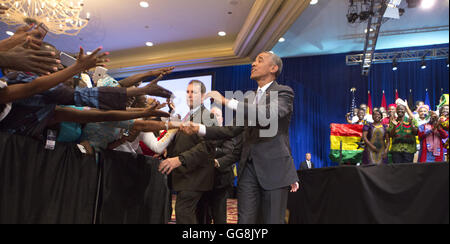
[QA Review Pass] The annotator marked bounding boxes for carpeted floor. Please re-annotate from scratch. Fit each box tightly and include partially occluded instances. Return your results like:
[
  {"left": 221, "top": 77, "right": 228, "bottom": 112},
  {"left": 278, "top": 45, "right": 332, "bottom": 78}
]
[{"left": 169, "top": 195, "right": 238, "bottom": 224}]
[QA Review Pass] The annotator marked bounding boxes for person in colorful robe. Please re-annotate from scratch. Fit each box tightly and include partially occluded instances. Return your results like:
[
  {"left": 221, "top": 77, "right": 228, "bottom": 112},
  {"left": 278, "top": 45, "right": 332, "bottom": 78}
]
[{"left": 362, "top": 109, "right": 390, "bottom": 165}]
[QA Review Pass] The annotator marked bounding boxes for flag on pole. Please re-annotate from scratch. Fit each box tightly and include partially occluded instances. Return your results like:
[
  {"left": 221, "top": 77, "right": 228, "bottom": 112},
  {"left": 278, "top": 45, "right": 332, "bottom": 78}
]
[
  {"left": 350, "top": 88, "right": 357, "bottom": 117},
  {"left": 367, "top": 91, "right": 373, "bottom": 114},
  {"left": 381, "top": 90, "right": 387, "bottom": 109},
  {"left": 329, "top": 124, "right": 364, "bottom": 164},
  {"left": 408, "top": 89, "right": 414, "bottom": 110},
  {"left": 425, "top": 88, "right": 431, "bottom": 110}
]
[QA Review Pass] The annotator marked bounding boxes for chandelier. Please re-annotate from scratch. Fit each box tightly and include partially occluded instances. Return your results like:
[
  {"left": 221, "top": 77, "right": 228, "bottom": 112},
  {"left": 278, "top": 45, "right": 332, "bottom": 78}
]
[{"left": 0, "top": 0, "right": 90, "bottom": 36}]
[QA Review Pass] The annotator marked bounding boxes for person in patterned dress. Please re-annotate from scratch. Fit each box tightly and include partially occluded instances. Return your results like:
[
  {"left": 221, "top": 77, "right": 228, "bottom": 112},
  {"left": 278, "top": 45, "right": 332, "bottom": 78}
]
[{"left": 362, "top": 109, "right": 390, "bottom": 165}]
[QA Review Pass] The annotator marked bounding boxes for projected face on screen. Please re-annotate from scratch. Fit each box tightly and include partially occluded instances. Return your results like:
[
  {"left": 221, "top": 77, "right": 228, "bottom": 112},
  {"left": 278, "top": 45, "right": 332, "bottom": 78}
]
[{"left": 140, "top": 74, "right": 213, "bottom": 118}]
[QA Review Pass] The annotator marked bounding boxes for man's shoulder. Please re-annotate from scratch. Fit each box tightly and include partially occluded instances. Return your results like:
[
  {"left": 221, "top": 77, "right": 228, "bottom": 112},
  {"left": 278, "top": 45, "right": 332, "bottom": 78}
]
[{"left": 273, "top": 82, "right": 294, "bottom": 93}]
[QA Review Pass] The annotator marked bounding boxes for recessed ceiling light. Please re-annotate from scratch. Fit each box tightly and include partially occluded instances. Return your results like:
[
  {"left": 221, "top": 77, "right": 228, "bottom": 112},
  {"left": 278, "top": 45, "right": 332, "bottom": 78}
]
[
  {"left": 6, "top": 31, "right": 14, "bottom": 36},
  {"left": 146, "top": 42, "right": 154, "bottom": 47},
  {"left": 140, "top": 1, "right": 149, "bottom": 8},
  {"left": 279, "top": 37, "right": 286, "bottom": 43},
  {"left": 218, "top": 31, "right": 227, "bottom": 37},
  {"left": 421, "top": 0, "right": 435, "bottom": 9},
  {"left": 86, "top": 51, "right": 93, "bottom": 55},
  {"left": 310, "top": 0, "right": 318, "bottom": 5}
]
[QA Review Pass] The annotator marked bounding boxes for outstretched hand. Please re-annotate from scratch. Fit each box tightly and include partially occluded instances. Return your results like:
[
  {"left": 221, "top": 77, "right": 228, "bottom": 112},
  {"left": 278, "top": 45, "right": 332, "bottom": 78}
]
[
  {"left": 142, "top": 98, "right": 171, "bottom": 118},
  {"left": 76, "top": 47, "right": 109, "bottom": 71},
  {"left": 0, "top": 24, "right": 44, "bottom": 51},
  {"left": 147, "top": 67, "right": 175, "bottom": 77},
  {"left": 206, "top": 91, "right": 227, "bottom": 105},
  {"left": 179, "top": 122, "right": 200, "bottom": 135},
  {"left": 144, "top": 74, "right": 173, "bottom": 99},
  {"left": 3, "top": 38, "right": 60, "bottom": 75}
]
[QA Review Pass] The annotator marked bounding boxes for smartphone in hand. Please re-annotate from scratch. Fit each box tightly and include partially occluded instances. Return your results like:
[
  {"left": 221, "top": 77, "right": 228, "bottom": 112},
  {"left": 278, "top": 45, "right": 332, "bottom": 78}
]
[
  {"left": 92, "top": 66, "right": 108, "bottom": 84},
  {"left": 35, "top": 23, "right": 48, "bottom": 40},
  {"left": 60, "top": 52, "right": 77, "bottom": 67}
]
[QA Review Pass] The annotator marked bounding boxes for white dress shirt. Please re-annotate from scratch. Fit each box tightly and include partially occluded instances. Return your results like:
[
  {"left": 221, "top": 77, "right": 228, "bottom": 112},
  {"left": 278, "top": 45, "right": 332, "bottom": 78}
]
[{"left": 227, "top": 81, "right": 274, "bottom": 110}]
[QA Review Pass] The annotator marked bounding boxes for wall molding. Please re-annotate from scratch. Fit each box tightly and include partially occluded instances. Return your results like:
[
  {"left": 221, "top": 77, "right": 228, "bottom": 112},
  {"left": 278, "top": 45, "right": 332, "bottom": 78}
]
[{"left": 108, "top": 0, "right": 309, "bottom": 78}]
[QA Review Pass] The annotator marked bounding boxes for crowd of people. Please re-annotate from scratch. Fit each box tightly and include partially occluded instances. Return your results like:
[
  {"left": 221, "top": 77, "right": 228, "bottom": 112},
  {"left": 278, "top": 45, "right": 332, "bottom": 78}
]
[
  {"left": 1, "top": 14, "right": 446, "bottom": 225},
  {"left": 346, "top": 98, "right": 449, "bottom": 165},
  {"left": 0, "top": 19, "right": 300, "bottom": 224}
]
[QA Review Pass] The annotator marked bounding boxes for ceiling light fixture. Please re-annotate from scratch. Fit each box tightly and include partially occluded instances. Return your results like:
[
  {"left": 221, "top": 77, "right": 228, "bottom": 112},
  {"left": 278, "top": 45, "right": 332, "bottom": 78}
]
[
  {"left": 218, "top": 31, "right": 226, "bottom": 37},
  {"left": 278, "top": 37, "right": 286, "bottom": 43},
  {"left": 140, "top": 1, "right": 150, "bottom": 8},
  {"left": 145, "top": 42, "right": 154, "bottom": 47},
  {"left": 421, "top": 0, "right": 436, "bottom": 9},
  {"left": 0, "top": 0, "right": 90, "bottom": 36},
  {"left": 392, "top": 59, "right": 398, "bottom": 71},
  {"left": 310, "top": 0, "right": 318, "bottom": 5},
  {"left": 421, "top": 58, "right": 427, "bottom": 70}
]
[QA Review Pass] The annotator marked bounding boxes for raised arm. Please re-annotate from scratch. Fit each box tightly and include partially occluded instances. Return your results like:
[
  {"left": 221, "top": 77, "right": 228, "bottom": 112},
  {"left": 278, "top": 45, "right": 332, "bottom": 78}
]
[
  {"left": 207, "top": 86, "right": 294, "bottom": 126},
  {"left": 0, "top": 47, "right": 108, "bottom": 104},
  {"left": 51, "top": 105, "right": 168, "bottom": 124},
  {"left": 118, "top": 67, "right": 175, "bottom": 88},
  {"left": 141, "top": 129, "right": 178, "bottom": 154}
]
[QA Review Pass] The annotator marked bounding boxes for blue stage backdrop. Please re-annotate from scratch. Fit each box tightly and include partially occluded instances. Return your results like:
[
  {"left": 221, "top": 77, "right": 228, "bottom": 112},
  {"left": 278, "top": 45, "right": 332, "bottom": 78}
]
[{"left": 136, "top": 44, "right": 448, "bottom": 169}]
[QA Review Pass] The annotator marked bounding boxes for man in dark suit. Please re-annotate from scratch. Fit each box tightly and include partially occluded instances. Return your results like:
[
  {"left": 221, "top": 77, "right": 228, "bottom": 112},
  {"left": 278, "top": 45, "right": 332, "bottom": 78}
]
[
  {"left": 300, "top": 153, "right": 315, "bottom": 170},
  {"left": 158, "top": 80, "right": 216, "bottom": 224},
  {"left": 180, "top": 52, "right": 299, "bottom": 224},
  {"left": 197, "top": 105, "right": 242, "bottom": 224}
]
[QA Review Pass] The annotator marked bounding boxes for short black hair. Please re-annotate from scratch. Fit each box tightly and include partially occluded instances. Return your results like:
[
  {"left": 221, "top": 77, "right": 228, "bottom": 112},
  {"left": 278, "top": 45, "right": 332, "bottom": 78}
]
[
  {"left": 372, "top": 109, "right": 382, "bottom": 117},
  {"left": 263, "top": 51, "right": 283, "bottom": 78},
  {"left": 415, "top": 101, "right": 424, "bottom": 107}
]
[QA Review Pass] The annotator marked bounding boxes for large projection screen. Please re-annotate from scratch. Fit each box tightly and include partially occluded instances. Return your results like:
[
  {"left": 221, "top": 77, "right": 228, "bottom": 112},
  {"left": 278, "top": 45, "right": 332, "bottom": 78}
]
[{"left": 140, "top": 73, "right": 214, "bottom": 118}]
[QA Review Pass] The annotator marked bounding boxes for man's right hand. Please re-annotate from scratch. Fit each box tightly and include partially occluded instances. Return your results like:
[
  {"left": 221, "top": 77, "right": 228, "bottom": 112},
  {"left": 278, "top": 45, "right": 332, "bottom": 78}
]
[{"left": 2, "top": 38, "right": 60, "bottom": 75}]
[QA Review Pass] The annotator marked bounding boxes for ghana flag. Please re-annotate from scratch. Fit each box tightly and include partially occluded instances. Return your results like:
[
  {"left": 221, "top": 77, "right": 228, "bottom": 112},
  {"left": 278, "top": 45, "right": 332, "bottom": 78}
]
[{"left": 329, "top": 124, "right": 364, "bottom": 164}]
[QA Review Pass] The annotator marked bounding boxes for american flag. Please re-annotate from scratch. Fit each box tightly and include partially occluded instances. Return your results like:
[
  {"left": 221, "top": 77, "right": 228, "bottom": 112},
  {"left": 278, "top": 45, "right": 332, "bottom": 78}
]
[{"left": 350, "top": 88, "right": 357, "bottom": 117}]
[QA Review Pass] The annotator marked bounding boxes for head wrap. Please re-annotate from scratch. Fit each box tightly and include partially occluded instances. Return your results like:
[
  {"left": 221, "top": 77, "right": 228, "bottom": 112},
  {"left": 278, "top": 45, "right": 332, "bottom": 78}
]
[{"left": 438, "top": 94, "right": 449, "bottom": 109}]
